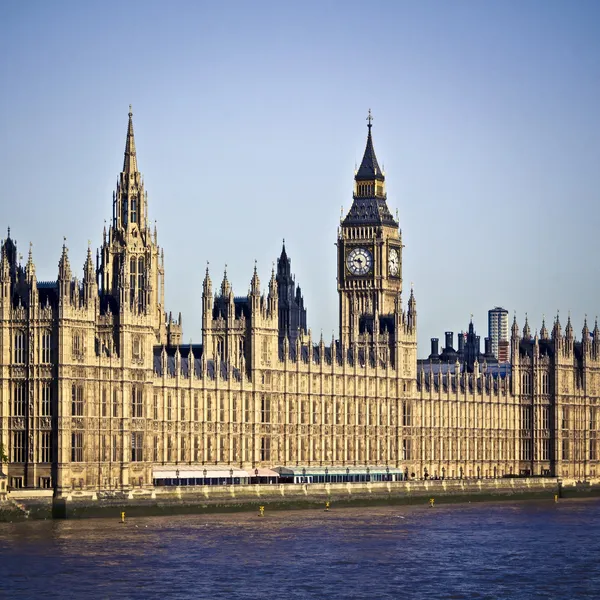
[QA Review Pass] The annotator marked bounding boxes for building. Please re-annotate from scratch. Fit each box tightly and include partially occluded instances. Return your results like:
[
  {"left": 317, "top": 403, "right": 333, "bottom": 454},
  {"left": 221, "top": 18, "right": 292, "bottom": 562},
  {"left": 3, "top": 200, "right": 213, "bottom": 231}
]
[
  {"left": 489, "top": 307, "right": 509, "bottom": 361},
  {"left": 1, "top": 109, "right": 599, "bottom": 495}
]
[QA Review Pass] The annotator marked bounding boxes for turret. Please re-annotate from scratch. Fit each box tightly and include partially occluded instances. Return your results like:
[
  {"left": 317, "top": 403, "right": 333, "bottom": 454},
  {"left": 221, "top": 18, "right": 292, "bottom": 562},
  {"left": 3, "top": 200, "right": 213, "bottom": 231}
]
[
  {"left": 407, "top": 286, "right": 416, "bottom": 331},
  {"left": 58, "top": 240, "right": 72, "bottom": 300},
  {"left": 522, "top": 314, "right": 531, "bottom": 340},
  {"left": 582, "top": 317, "right": 591, "bottom": 356},
  {"left": 540, "top": 317, "right": 549, "bottom": 341},
  {"left": 593, "top": 318, "right": 600, "bottom": 357},
  {"left": 268, "top": 265, "right": 277, "bottom": 316},
  {"left": 82, "top": 244, "right": 96, "bottom": 304}
]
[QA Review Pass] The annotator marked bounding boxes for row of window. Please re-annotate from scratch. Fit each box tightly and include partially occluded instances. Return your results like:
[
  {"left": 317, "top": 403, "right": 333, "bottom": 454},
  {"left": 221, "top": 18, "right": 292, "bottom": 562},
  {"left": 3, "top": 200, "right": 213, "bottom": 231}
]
[
  {"left": 11, "top": 431, "right": 52, "bottom": 463},
  {"left": 521, "top": 372, "right": 551, "bottom": 395}
]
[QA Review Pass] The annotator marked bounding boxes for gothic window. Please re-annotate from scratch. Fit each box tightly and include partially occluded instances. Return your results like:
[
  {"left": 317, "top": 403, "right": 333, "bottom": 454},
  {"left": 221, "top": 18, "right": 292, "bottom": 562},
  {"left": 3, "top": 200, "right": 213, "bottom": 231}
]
[
  {"left": 590, "top": 440, "right": 597, "bottom": 461},
  {"left": 131, "top": 197, "right": 137, "bottom": 224},
  {"left": 232, "top": 438, "right": 238, "bottom": 462},
  {"left": 131, "top": 386, "right": 143, "bottom": 418},
  {"left": 14, "top": 330, "right": 25, "bottom": 364},
  {"left": 207, "top": 395, "right": 213, "bottom": 421},
  {"left": 542, "top": 406, "right": 550, "bottom": 430},
  {"left": 181, "top": 391, "right": 186, "bottom": 421},
  {"left": 562, "top": 407, "right": 569, "bottom": 430},
  {"left": 181, "top": 436, "right": 187, "bottom": 462},
  {"left": 153, "top": 393, "right": 158, "bottom": 420},
  {"left": 541, "top": 439, "right": 550, "bottom": 461},
  {"left": 132, "top": 335, "right": 141, "bottom": 360},
  {"left": 71, "top": 432, "right": 83, "bottom": 462},
  {"left": 541, "top": 372, "right": 550, "bottom": 394},
  {"left": 261, "top": 338, "right": 269, "bottom": 365},
  {"left": 12, "top": 383, "right": 26, "bottom": 416},
  {"left": 122, "top": 198, "right": 128, "bottom": 228},
  {"left": 590, "top": 408, "right": 597, "bottom": 431},
  {"left": 153, "top": 435, "right": 159, "bottom": 463},
  {"left": 219, "top": 393, "right": 225, "bottom": 422},
  {"left": 260, "top": 436, "right": 271, "bottom": 461},
  {"left": 100, "top": 435, "right": 108, "bottom": 462},
  {"left": 520, "top": 439, "right": 532, "bottom": 461},
  {"left": 41, "top": 382, "right": 52, "bottom": 417},
  {"left": 131, "top": 433, "right": 144, "bottom": 462},
  {"left": 167, "top": 394, "right": 173, "bottom": 420},
  {"left": 112, "top": 434, "right": 119, "bottom": 462},
  {"left": 40, "top": 431, "right": 52, "bottom": 463},
  {"left": 12, "top": 431, "right": 26, "bottom": 463},
  {"left": 193, "top": 393, "right": 199, "bottom": 421},
  {"left": 562, "top": 439, "right": 569, "bottom": 461},
  {"left": 113, "top": 389, "right": 119, "bottom": 418},
  {"left": 41, "top": 330, "right": 51, "bottom": 363},
  {"left": 243, "top": 397, "right": 250, "bottom": 422},
  {"left": 72, "top": 331, "right": 83, "bottom": 358},
  {"left": 521, "top": 407, "right": 532, "bottom": 430},
  {"left": 71, "top": 384, "right": 84, "bottom": 416},
  {"left": 130, "top": 258, "right": 137, "bottom": 305},
  {"left": 194, "top": 436, "right": 200, "bottom": 462},
  {"left": 402, "top": 438, "right": 411, "bottom": 461},
  {"left": 522, "top": 372, "right": 532, "bottom": 395},
  {"left": 216, "top": 338, "right": 224, "bottom": 362},
  {"left": 261, "top": 395, "right": 271, "bottom": 423},
  {"left": 402, "top": 401, "right": 412, "bottom": 427},
  {"left": 167, "top": 435, "right": 173, "bottom": 462},
  {"left": 137, "top": 257, "right": 145, "bottom": 309}
]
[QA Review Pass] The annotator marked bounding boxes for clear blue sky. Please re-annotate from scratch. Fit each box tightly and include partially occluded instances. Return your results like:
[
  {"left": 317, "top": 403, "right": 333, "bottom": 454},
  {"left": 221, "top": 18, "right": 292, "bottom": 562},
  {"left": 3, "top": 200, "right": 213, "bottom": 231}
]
[{"left": 1, "top": 0, "right": 599, "bottom": 355}]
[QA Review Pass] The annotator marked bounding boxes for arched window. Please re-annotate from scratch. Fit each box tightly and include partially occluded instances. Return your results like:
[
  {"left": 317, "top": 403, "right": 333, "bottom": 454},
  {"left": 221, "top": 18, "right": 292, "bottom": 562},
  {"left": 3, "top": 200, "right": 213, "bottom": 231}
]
[
  {"left": 131, "top": 197, "right": 137, "bottom": 224},
  {"left": 14, "top": 330, "right": 25, "bottom": 364},
  {"left": 137, "top": 257, "right": 145, "bottom": 309},
  {"left": 41, "top": 330, "right": 51, "bottom": 363},
  {"left": 130, "top": 257, "right": 137, "bottom": 305}
]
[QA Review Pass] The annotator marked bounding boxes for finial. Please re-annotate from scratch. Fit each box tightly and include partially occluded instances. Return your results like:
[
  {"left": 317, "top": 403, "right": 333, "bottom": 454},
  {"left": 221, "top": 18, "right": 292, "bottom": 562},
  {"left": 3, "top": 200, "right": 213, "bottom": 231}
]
[
  {"left": 7, "top": 226, "right": 10, "bottom": 238},
  {"left": 367, "top": 108, "right": 373, "bottom": 128},
  {"left": 129, "top": 104, "right": 133, "bottom": 116}
]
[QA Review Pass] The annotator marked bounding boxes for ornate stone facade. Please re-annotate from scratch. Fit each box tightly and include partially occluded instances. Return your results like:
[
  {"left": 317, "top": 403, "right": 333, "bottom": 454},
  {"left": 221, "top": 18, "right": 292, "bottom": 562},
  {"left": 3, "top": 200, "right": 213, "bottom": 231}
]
[{"left": 0, "top": 110, "right": 598, "bottom": 493}]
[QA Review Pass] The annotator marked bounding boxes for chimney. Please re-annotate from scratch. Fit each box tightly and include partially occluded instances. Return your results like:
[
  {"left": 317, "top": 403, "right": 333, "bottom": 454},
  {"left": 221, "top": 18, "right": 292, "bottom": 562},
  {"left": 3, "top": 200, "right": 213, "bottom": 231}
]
[
  {"left": 458, "top": 332, "right": 465, "bottom": 353},
  {"left": 431, "top": 338, "right": 439, "bottom": 357},
  {"left": 484, "top": 337, "right": 492, "bottom": 356},
  {"left": 445, "top": 331, "right": 453, "bottom": 350}
]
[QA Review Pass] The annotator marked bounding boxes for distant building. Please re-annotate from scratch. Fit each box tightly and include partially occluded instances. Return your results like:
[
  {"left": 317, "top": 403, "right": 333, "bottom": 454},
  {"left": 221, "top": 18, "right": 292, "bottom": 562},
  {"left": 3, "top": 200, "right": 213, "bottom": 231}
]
[{"left": 488, "top": 307, "right": 509, "bottom": 360}]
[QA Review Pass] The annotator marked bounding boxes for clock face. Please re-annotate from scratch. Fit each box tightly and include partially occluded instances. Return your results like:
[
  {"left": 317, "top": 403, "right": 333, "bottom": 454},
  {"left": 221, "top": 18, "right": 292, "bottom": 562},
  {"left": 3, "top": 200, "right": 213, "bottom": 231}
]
[
  {"left": 346, "top": 247, "right": 373, "bottom": 276},
  {"left": 389, "top": 248, "right": 399, "bottom": 276}
]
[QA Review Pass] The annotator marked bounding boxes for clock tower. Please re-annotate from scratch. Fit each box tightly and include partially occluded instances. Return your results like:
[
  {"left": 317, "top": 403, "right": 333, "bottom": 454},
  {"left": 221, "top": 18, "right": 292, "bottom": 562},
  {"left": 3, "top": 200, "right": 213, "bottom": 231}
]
[{"left": 337, "top": 112, "right": 404, "bottom": 350}]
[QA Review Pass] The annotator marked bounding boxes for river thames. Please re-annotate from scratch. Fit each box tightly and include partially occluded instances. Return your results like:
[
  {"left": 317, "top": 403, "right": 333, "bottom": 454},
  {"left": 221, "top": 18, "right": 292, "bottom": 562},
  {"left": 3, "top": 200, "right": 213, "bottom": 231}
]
[{"left": 1, "top": 499, "right": 599, "bottom": 599}]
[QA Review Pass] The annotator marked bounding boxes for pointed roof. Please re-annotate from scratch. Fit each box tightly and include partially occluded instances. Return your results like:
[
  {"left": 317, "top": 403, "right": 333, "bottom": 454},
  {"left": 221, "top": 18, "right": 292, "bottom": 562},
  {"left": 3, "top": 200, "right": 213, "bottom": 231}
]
[
  {"left": 355, "top": 110, "right": 384, "bottom": 182},
  {"left": 343, "top": 112, "right": 397, "bottom": 227},
  {"left": 123, "top": 105, "right": 138, "bottom": 174}
]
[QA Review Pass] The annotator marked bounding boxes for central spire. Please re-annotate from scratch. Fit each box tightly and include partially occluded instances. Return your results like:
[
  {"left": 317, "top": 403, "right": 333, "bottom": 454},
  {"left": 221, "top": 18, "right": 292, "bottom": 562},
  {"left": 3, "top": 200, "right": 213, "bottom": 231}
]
[
  {"left": 355, "top": 109, "right": 384, "bottom": 182},
  {"left": 123, "top": 105, "right": 138, "bottom": 174}
]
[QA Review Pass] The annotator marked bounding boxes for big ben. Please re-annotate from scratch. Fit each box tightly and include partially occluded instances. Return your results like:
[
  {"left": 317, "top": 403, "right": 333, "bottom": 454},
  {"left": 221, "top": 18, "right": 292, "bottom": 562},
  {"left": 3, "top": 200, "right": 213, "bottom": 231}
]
[{"left": 337, "top": 111, "right": 404, "bottom": 349}]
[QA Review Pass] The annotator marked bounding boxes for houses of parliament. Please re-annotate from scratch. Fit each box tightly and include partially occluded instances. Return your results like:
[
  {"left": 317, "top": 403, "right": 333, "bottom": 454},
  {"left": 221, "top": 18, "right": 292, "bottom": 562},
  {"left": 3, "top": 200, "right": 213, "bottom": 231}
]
[{"left": 1, "top": 108, "right": 598, "bottom": 494}]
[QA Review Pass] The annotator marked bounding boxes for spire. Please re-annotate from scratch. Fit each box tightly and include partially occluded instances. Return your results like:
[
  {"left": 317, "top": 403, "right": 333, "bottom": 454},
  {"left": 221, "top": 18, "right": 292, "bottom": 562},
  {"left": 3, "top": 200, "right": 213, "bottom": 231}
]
[
  {"left": 83, "top": 242, "right": 94, "bottom": 282},
  {"left": 582, "top": 316, "right": 590, "bottom": 344},
  {"left": 123, "top": 105, "right": 138, "bottom": 174},
  {"left": 58, "top": 238, "right": 71, "bottom": 280},
  {"left": 355, "top": 109, "right": 384, "bottom": 182},
  {"left": 221, "top": 265, "right": 231, "bottom": 297},
  {"left": 566, "top": 313, "right": 573, "bottom": 339},
  {"left": 540, "top": 316, "right": 549, "bottom": 340},
  {"left": 552, "top": 312, "right": 561, "bottom": 340},
  {"left": 511, "top": 314, "right": 519, "bottom": 339},
  {"left": 250, "top": 261, "right": 261, "bottom": 296},
  {"left": 25, "top": 242, "right": 35, "bottom": 282},
  {"left": 343, "top": 111, "right": 396, "bottom": 227},
  {"left": 522, "top": 314, "right": 531, "bottom": 340},
  {"left": 203, "top": 263, "right": 212, "bottom": 295}
]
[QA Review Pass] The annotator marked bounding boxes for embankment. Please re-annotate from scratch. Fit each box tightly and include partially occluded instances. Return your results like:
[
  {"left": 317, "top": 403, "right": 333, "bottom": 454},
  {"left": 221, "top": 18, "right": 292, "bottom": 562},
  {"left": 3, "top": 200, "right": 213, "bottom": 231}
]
[{"left": 4, "top": 476, "right": 595, "bottom": 521}]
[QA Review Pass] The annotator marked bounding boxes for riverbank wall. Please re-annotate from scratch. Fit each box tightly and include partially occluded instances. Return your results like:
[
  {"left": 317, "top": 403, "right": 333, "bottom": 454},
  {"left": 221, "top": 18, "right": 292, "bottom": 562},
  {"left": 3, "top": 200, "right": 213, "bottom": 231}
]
[{"left": 3, "top": 476, "right": 594, "bottom": 521}]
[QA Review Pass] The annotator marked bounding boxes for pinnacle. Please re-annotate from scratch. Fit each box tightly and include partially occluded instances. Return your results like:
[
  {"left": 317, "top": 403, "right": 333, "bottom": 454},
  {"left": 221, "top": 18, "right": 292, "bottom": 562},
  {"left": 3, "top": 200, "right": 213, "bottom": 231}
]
[{"left": 123, "top": 105, "right": 138, "bottom": 174}]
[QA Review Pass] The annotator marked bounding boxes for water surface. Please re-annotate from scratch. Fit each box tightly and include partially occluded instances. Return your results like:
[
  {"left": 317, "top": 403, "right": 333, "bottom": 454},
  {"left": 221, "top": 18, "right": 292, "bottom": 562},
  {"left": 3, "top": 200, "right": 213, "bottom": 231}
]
[{"left": 1, "top": 499, "right": 599, "bottom": 599}]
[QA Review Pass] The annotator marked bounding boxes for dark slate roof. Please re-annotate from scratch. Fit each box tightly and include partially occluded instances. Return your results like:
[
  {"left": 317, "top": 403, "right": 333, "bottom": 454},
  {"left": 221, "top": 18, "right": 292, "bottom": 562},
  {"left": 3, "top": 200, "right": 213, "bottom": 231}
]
[
  {"left": 355, "top": 126, "right": 384, "bottom": 182},
  {"left": 342, "top": 196, "right": 398, "bottom": 227}
]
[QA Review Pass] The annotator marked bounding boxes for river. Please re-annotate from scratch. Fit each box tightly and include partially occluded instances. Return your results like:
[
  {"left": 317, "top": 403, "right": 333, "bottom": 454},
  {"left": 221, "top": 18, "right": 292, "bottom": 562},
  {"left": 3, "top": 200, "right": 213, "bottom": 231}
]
[{"left": 1, "top": 499, "right": 599, "bottom": 599}]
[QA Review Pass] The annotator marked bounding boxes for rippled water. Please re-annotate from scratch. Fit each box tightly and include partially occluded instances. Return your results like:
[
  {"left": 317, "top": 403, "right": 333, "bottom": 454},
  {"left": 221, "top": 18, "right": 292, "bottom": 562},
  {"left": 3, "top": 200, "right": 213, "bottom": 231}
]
[{"left": 1, "top": 499, "right": 599, "bottom": 599}]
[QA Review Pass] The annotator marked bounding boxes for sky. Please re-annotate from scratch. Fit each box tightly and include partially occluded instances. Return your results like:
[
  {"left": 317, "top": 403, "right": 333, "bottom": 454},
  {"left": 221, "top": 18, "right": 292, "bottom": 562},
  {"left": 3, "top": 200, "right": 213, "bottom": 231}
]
[{"left": 1, "top": 0, "right": 599, "bottom": 356}]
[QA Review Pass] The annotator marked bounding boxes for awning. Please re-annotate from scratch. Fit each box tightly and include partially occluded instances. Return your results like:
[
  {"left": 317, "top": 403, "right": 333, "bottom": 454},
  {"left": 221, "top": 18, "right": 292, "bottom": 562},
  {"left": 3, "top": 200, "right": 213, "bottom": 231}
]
[
  {"left": 252, "top": 468, "right": 280, "bottom": 478},
  {"left": 273, "top": 465, "right": 405, "bottom": 476},
  {"left": 153, "top": 466, "right": 249, "bottom": 479}
]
